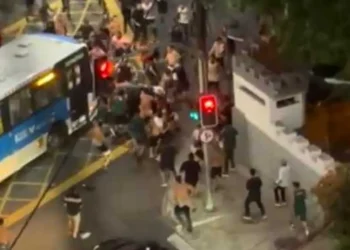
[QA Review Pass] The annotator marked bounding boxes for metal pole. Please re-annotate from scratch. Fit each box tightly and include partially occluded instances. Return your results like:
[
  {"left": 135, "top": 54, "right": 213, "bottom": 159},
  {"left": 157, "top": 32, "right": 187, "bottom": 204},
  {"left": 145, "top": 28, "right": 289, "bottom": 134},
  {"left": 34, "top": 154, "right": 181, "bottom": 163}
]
[
  {"left": 196, "top": 0, "right": 214, "bottom": 212},
  {"left": 203, "top": 142, "right": 214, "bottom": 211},
  {"left": 198, "top": 57, "right": 214, "bottom": 212}
]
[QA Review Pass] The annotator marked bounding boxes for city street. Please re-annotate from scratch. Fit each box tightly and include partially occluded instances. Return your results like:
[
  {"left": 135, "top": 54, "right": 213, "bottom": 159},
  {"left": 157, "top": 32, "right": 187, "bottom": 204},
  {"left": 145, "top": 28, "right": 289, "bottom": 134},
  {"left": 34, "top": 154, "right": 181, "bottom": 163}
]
[{"left": 0, "top": 0, "right": 335, "bottom": 250}]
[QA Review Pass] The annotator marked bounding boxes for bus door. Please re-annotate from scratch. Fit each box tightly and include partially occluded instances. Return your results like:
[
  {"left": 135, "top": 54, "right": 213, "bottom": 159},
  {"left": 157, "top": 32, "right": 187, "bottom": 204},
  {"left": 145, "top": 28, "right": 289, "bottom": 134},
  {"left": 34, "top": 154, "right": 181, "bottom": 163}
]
[{"left": 64, "top": 58, "right": 92, "bottom": 131}]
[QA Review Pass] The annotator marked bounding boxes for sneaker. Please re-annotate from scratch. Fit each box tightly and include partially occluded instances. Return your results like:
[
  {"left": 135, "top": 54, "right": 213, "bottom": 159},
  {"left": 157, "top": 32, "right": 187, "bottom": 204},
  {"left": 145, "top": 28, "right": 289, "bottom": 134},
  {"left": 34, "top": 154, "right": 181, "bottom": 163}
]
[
  {"left": 222, "top": 174, "right": 229, "bottom": 178},
  {"left": 305, "top": 229, "right": 310, "bottom": 236},
  {"left": 275, "top": 203, "right": 281, "bottom": 207},
  {"left": 103, "top": 150, "right": 111, "bottom": 156},
  {"left": 243, "top": 216, "right": 252, "bottom": 220},
  {"left": 280, "top": 202, "right": 287, "bottom": 206},
  {"left": 80, "top": 231, "right": 91, "bottom": 239},
  {"left": 161, "top": 183, "right": 168, "bottom": 187},
  {"left": 261, "top": 215, "right": 267, "bottom": 220}
]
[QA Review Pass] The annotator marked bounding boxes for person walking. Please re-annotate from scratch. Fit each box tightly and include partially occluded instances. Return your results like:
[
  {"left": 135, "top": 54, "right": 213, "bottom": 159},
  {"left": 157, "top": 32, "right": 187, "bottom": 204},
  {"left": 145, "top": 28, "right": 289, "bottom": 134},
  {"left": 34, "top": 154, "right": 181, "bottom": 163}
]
[
  {"left": 149, "top": 111, "right": 165, "bottom": 158},
  {"left": 176, "top": 4, "right": 190, "bottom": 42},
  {"left": 207, "top": 54, "right": 220, "bottom": 91},
  {"left": 243, "top": 168, "right": 267, "bottom": 221},
  {"left": 127, "top": 112, "right": 147, "bottom": 157},
  {"left": 141, "top": 0, "right": 157, "bottom": 40},
  {"left": 158, "top": 138, "right": 176, "bottom": 187},
  {"left": 180, "top": 153, "right": 201, "bottom": 193},
  {"left": 220, "top": 122, "right": 237, "bottom": 177},
  {"left": 207, "top": 141, "right": 224, "bottom": 191},
  {"left": 131, "top": 3, "right": 147, "bottom": 43},
  {"left": 53, "top": 8, "right": 69, "bottom": 35},
  {"left": 64, "top": 187, "right": 91, "bottom": 239},
  {"left": 171, "top": 175, "right": 194, "bottom": 233},
  {"left": 86, "top": 121, "right": 111, "bottom": 169},
  {"left": 274, "top": 160, "right": 290, "bottom": 207},
  {"left": 290, "top": 181, "right": 309, "bottom": 236},
  {"left": 0, "top": 218, "right": 12, "bottom": 249},
  {"left": 209, "top": 36, "right": 225, "bottom": 69},
  {"left": 156, "top": 0, "right": 167, "bottom": 22},
  {"left": 120, "top": 0, "right": 133, "bottom": 33}
]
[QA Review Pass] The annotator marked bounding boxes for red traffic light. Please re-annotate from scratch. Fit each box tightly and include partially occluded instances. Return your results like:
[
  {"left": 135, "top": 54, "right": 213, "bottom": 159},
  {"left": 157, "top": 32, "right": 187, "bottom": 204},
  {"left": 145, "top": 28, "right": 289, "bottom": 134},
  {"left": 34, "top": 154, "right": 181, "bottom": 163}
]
[
  {"left": 200, "top": 95, "right": 216, "bottom": 113},
  {"left": 97, "top": 60, "right": 114, "bottom": 79}
]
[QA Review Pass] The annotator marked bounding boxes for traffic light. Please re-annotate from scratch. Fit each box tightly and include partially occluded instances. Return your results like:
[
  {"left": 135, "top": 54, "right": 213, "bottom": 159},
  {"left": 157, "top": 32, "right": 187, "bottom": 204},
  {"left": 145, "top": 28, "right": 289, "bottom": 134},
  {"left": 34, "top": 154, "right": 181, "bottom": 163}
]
[
  {"left": 199, "top": 94, "right": 218, "bottom": 128},
  {"left": 189, "top": 111, "right": 200, "bottom": 121},
  {"left": 97, "top": 60, "right": 114, "bottom": 79}
]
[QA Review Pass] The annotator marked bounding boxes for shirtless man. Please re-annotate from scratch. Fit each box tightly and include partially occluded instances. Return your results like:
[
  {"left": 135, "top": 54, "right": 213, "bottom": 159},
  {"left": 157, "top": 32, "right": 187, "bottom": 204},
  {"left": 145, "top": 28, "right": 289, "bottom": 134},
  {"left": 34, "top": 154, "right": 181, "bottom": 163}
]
[{"left": 170, "top": 175, "right": 194, "bottom": 233}]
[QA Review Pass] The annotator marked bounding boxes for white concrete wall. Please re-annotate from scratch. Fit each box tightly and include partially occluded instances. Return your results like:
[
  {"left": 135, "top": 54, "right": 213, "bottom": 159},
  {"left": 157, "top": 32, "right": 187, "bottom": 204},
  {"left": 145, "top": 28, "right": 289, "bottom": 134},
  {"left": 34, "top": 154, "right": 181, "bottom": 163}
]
[
  {"left": 232, "top": 55, "right": 335, "bottom": 178},
  {"left": 270, "top": 94, "right": 305, "bottom": 129}
]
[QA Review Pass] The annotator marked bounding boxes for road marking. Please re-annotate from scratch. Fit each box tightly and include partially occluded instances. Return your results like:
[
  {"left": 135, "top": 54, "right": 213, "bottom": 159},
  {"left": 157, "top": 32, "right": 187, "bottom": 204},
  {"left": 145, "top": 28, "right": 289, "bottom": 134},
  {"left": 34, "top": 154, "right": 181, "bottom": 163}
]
[
  {"left": 11, "top": 182, "right": 44, "bottom": 186},
  {"left": 70, "top": 11, "right": 102, "bottom": 15},
  {"left": 167, "top": 234, "right": 195, "bottom": 250},
  {"left": 0, "top": 176, "right": 16, "bottom": 214},
  {"left": 175, "top": 214, "right": 226, "bottom": 232},
  {"left": 72, "top": 0, "right": 94, "bottom": 35},
  {"left": 5, "top": 143, "right": 129, "bottom": 227},
  {"left": 6, "top": 198, "right": 33, "bottom": 202}
]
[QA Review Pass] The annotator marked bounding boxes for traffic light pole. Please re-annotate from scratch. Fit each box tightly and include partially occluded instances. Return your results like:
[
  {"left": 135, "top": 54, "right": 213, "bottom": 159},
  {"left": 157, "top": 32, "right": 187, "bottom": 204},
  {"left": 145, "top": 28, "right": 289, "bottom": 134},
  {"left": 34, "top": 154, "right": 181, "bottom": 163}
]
[{"left": 195, "top": 0, "right": 214, "bottom": 211}]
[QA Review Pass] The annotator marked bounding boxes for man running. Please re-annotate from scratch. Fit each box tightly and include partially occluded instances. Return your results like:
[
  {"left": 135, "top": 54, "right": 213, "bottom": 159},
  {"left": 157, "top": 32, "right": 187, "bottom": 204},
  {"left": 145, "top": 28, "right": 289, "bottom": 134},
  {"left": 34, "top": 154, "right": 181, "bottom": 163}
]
[{"left": 180, "top": 153, "right": 201, "bottom": 193}]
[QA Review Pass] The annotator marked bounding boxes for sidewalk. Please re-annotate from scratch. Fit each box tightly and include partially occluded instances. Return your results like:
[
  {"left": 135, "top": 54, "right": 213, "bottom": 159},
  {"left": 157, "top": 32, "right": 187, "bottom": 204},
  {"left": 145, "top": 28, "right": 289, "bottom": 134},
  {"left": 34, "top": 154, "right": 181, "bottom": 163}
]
[{"left": 165, "top": 162, "right": 331, "bottom": 250}]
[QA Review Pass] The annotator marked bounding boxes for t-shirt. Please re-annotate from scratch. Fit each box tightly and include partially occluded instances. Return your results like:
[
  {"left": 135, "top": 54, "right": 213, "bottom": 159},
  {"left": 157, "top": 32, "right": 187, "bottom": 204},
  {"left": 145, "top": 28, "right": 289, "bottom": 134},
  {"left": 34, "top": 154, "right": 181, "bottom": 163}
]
[
  {"left": 64, "top": 192, "right": 82, "bottom": 216},
  {"left": 180, "top": 160, "right": 201, "bottom": 183},
  {"left": 111, "top": 98, "right": 126, "bottom": 116},
  {"left": 221, "top": 125, "right": 237, "bottom": 150},
  {"left": 128, "top": 116, "right": 146, "bottom": 141},
  {"left": 160, "top": 145, "right": 176, "bottom": 170}
]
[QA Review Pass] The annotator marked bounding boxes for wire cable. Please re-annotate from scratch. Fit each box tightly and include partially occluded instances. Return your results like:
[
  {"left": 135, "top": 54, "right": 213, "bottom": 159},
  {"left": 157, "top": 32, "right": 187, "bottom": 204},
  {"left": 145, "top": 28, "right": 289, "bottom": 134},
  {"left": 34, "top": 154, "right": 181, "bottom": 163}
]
[{"left": 10, "top": 138, "right": 79, "bottom": 249}]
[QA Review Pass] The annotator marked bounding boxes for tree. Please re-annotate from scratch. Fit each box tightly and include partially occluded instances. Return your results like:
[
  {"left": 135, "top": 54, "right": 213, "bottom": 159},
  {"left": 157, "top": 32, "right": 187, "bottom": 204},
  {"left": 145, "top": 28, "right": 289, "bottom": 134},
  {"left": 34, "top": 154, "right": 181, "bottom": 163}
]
[
  {"left": 229, "top": 0, "right": 350, "bottom": 78},
  {"left": 312, "top": 164, "right": 350, "bottom": 250}
]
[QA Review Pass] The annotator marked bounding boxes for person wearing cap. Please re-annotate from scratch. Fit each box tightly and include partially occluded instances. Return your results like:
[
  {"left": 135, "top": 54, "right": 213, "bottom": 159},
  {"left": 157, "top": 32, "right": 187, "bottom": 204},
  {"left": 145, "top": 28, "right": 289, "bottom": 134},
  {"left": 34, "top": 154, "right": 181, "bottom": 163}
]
[{"left": 274, "top": 160, "right": 290, "bottom": 207}]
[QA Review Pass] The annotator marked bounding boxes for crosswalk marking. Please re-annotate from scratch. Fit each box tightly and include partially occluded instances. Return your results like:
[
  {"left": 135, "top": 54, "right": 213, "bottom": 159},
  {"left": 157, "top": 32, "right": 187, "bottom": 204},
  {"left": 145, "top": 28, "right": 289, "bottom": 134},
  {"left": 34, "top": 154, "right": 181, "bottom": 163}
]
[{"left": 167, "top": 234, "right": 195, "bottom": 250}]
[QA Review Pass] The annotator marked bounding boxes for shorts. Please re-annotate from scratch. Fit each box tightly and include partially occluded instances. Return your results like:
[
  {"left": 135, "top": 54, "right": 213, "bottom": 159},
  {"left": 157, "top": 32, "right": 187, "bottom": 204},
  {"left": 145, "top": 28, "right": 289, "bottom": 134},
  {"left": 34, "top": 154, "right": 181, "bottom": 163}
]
[
  {"left": 149, "top": 135, "right": 160, "bottom": 147},
  {"left": 215, "top": 56, "right": 224, "bottom": 67},
  {"left": 208, "top": 81, "right": 219, "bottom": 90},
  {"left": 295, "top": 211, "right": 307, "bottom": 222},
  {"left": 97, "top": 143, "right": 109, "bottom": 153},
  {"left": 114, "top": 115, "right": 128, "bottom": 124},
  {"left": 210, "top": 167, "right": 222, "bottom": 179},
  {"left": 185, "top": 178, "right": 198, "bottom": 188},
  {"left": 195, "top": 149, "right": 204, "bottom": 160}
]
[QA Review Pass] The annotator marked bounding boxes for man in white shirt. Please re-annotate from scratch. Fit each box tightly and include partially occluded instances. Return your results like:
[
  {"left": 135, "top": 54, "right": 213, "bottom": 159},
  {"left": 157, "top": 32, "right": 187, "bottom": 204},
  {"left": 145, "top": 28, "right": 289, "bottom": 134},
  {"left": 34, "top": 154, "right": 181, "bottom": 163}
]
[
  {"left": 177, "top": 4, "right": 190, "bottom": 41},
  {"left": 274, "top": 160, "right": 290, "bottom": 207},
  {"left": 141, "top": 0, "right": 157, "bottom": 40}
]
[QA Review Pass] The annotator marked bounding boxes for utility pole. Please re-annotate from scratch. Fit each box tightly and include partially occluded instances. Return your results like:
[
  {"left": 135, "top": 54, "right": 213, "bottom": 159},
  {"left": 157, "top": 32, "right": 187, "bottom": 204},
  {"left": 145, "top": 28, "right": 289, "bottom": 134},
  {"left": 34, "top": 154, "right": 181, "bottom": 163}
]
[{"left": 195, "top": 0, "right": 214, "bottom": 212}]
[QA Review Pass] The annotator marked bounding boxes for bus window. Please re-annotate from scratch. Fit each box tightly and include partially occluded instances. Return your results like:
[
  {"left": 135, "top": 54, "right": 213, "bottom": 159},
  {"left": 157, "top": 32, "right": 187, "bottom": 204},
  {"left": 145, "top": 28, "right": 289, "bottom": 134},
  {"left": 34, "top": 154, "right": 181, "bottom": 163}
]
[
  {"left": 32, "top": 75, "right": 62, "bottom": 110},
  {"left": 66, "top": 64, "right": 82, "bottom": 89},
  {"left": 9, "top": 88, "right": 33, "bottom": 126}
]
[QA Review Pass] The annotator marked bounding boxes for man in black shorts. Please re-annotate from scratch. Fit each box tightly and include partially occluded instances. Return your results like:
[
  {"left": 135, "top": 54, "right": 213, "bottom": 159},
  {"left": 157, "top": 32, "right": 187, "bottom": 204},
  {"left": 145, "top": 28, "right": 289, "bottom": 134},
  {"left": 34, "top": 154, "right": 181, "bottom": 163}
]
[{"left": 180, "top": 153, "right": 201, "bottom": 193}]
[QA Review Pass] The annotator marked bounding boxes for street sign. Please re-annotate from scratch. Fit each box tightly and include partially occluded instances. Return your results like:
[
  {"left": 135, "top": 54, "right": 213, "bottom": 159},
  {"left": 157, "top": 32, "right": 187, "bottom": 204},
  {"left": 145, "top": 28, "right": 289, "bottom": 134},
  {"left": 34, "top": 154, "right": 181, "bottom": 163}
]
[{"left": 200, "top": 129, "right": 214, "bottom": 143}]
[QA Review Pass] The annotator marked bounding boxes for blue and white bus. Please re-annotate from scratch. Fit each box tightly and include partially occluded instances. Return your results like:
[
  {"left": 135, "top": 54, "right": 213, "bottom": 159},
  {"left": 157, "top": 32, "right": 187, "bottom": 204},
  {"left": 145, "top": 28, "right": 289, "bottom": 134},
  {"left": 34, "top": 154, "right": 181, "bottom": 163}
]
[{"left": 0, "top": 34, "right": 98, "bottom": 182}]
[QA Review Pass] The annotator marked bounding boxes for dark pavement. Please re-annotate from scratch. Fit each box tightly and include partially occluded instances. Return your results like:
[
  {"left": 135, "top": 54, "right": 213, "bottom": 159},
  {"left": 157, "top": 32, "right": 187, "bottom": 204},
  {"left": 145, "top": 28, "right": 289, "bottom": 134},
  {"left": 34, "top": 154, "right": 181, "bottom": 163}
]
[{"left": 11, "top": 155, "right": 176, "bottom": 250}]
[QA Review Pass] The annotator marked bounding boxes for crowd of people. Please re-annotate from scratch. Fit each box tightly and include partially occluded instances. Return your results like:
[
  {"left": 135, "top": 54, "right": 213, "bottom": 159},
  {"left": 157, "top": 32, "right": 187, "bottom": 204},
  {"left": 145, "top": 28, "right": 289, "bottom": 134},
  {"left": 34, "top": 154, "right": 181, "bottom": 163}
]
[{"left": 0, "top": 0, "right": 310, "bottom": 248}]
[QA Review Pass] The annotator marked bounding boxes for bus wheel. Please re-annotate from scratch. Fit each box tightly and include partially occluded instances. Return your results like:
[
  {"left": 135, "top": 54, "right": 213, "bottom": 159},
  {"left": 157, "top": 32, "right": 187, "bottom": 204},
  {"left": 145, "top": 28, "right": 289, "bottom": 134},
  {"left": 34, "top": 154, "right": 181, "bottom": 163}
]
[{"left": 47, "top": 124, "right": 67, "bottom": 150}]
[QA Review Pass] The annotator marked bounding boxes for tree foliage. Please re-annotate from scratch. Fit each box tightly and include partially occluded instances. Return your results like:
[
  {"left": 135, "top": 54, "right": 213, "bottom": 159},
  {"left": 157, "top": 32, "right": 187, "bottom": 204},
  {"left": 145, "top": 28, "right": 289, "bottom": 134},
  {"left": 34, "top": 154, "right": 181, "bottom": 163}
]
[
  {"left": 233, "top": 0, "right": 350, "bottom": 75},
  {"left": 312, "top": 165, "right": 350, "bottom": 249}
]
